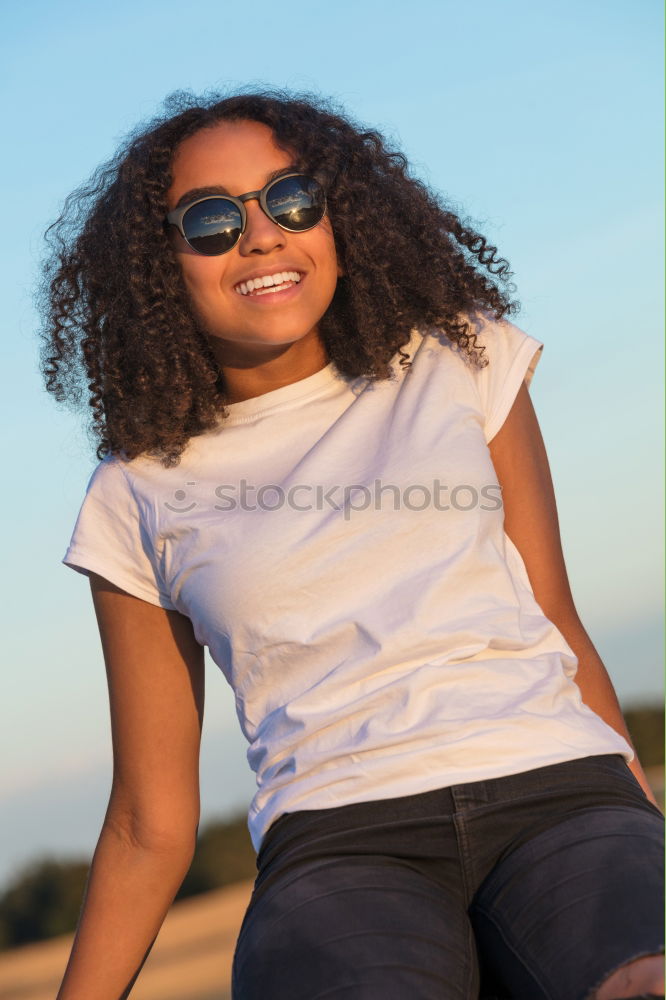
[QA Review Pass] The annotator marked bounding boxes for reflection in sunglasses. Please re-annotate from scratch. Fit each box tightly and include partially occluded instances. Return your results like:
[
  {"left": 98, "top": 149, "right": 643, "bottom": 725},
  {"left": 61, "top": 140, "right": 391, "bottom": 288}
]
[
  {"left": 269, "top": 192, "right": 313, "bottom": 210},
  {"left": 172, "top": 174, "right": 325, "bottom": 253},
  {"left": 198, "top": 194, "right": 314, "bottom": 229},
  {"left": 200, "top": 210, "right": 240, "bottom": 226}
]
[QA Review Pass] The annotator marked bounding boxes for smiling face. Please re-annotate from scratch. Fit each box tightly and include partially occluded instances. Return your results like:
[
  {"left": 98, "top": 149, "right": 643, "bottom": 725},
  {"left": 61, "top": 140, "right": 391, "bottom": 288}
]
[{"left": 166, "top": 119, "right": 342, "bottom": 374}]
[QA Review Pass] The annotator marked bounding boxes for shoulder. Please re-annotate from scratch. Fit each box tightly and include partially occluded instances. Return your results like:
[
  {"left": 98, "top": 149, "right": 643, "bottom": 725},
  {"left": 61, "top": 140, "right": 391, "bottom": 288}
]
[
  {"left": 406, "top": 313, "right": 544, "bottom": 445},
  {"left": 409, "top": 311, "right": 541, "bottom": 366},
  {"left": 461, "top": 311, "right": 544, "bottom": 443},
  {"left": 85, "top": 449, "right": 178, "bottom": 499}
]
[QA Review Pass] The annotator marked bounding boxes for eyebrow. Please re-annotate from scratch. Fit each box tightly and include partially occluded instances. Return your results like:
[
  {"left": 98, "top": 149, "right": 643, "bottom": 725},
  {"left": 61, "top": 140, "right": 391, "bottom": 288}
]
[{"left": 174, "top": 165, "right": 301, "bottom": 209}]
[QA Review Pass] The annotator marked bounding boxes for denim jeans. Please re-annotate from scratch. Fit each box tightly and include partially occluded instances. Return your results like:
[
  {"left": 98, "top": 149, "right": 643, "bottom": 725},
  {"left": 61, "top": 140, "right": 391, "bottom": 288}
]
[{"left": 231, "top": 753, "right": 665, "bottom": 1000}]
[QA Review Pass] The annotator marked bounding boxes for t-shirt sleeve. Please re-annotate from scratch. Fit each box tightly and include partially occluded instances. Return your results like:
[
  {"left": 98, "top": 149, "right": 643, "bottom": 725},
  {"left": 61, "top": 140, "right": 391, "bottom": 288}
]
[
  {"left": 470, "top": 314, "right": 544, "bottom": 444},
  {"left": 62, "top": 457, "right": 177, "bottom": 610}
]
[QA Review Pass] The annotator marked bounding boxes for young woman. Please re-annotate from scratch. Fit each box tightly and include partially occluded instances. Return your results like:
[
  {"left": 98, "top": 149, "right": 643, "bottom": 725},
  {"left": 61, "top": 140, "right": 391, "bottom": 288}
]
[{"left": 42, "top": 89, "right": 664, "bottom": 1000}]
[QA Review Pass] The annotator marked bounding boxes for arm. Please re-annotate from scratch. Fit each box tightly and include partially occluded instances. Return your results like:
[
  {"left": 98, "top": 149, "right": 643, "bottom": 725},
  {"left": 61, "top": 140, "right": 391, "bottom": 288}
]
[
  {"left": 56, "top": 573, "right": 205, "bottom": 1000},
  {"left": 488, "top": 382, "right": 660, "bottom": 810}
]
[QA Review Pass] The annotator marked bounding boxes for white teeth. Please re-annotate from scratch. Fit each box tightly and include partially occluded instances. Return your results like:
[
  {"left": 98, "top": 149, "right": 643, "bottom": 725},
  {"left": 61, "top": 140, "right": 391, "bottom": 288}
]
[{"left": 234, "top": 271, "right": 302, "bottom": 295}]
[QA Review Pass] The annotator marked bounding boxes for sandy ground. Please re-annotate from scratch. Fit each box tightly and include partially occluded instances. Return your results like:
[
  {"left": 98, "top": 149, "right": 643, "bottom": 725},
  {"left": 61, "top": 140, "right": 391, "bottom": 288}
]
[
  {"left": 0, "top": 879, "right": 253, "bottom": 1000},
  {"left": 1, "top": 767, "right": 662, "bottom": 999}
]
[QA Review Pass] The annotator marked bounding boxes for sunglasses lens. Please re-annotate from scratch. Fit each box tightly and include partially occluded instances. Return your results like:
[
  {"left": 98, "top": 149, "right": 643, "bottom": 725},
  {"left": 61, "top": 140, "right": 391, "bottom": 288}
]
[
  {"left": 266, "top": 175, "right": 326, "bottom": 231},
  {"left": 181, "top": 198, "right": 243, "bottom": 255}
]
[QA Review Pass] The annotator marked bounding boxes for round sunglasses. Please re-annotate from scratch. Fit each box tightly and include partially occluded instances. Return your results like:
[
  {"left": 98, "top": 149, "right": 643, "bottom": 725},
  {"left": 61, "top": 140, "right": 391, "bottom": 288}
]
[{"left": 166, "top": 172, "right": 327, "bottom": 256}]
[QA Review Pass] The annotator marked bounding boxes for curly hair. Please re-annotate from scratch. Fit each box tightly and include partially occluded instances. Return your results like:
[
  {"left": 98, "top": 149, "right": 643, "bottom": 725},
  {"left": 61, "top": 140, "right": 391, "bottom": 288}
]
[{"left": 39, "top": 85, "right": 519, "bottom": 467}]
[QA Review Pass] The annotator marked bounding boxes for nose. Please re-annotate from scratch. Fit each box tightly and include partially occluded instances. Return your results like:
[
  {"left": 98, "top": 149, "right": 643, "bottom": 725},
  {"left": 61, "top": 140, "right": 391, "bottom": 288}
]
[{"left": 238, "top": 197, "right": 286, "bottom": 256}]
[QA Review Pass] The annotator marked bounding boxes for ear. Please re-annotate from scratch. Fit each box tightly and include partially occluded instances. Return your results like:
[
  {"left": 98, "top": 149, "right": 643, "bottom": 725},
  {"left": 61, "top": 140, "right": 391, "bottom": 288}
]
[{"left": 337, "top": 261, "right": 345, "bottom": 277}]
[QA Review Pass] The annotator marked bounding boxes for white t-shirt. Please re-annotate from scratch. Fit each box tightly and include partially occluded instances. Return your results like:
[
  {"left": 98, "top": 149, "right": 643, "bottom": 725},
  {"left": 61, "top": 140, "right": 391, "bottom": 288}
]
[{"left": 63, "top": 314, "right": 633, "bottom": 851}]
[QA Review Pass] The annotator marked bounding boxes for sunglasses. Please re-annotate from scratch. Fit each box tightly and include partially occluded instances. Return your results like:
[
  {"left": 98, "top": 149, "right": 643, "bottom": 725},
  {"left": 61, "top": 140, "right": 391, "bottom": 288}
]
[{"left": 166, "top": 172, "right": 327, "bottom": 256}]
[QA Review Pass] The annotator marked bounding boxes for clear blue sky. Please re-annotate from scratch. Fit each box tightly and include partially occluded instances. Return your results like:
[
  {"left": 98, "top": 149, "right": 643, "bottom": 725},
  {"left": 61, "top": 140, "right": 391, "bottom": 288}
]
[{"left": 1, "top": 0, "right": 663, "bottom": 890}]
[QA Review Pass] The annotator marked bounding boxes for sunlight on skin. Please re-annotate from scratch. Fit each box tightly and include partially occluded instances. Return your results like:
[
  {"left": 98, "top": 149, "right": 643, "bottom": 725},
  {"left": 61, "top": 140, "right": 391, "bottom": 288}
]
[
  {"left": 589, "top": 953, "right": 665, "bottom": 999},
  {"left": 166, "top": 119, "right": 343, "bottom": 404}
]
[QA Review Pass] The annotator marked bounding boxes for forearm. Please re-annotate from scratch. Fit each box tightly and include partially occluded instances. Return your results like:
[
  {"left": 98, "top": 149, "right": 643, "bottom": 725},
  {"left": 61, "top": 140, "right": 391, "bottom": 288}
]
[
  {"left": 547, "top": 607, "right": 661, "bottom": 810},
  {"left": 56, "top": 819, "right": 195, "bottom": 1000}
]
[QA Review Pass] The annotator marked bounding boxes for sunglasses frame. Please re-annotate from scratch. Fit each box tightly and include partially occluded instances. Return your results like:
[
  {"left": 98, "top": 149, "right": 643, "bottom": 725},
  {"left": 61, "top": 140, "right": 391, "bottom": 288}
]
[{"left": 166, "top": 171, "right": 327, "bottom": 256}]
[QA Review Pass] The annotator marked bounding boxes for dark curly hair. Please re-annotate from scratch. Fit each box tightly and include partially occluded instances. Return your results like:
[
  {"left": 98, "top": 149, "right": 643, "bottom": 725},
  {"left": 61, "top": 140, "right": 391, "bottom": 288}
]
[{"left": 39, "top": 85, "right": 519, "bottom": 467}]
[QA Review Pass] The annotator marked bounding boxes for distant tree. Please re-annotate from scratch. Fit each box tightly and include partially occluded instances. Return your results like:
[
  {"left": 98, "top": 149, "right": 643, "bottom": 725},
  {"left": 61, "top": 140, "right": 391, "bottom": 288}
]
[
  {"left": 624, "top": 704, "right": 665, "bottom": 768},
  {"left": 0, "top": 857, "right": 89, "bottom": 949},
  {"left": 1, "top": 704, "right": 663, "bottom": 952},
  {"left": 0, "top": 813, "right": 256, "bottom": 951},
  {"left": 177, "top": 813, "right": 257, "bottom": 900}
]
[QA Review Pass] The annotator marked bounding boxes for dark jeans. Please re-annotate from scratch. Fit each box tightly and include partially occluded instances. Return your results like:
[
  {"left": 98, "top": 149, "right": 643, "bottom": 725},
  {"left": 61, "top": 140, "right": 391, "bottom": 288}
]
[{"left": 231, "top": 754, "right": 665, "bottom": 1000}]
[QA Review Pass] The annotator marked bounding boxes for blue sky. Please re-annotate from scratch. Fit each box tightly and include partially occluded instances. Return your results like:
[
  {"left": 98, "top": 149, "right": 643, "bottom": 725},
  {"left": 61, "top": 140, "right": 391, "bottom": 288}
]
[{"left": 1, "top": 0, "right": 663, "bottom": 889}]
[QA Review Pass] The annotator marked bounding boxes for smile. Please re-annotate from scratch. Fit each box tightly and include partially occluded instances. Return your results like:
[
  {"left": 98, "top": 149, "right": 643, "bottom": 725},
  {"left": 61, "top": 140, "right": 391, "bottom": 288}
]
[{"left": 234, "top": 270, "right": 303, "bottom": 296}]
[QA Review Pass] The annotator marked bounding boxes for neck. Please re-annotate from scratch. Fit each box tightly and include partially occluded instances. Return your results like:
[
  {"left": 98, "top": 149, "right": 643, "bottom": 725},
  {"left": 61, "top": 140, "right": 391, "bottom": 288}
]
[{"left": 211, "top": 329, "right": 329, "bottom": 405}]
